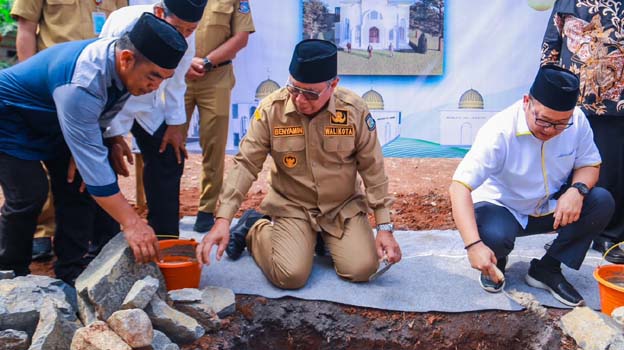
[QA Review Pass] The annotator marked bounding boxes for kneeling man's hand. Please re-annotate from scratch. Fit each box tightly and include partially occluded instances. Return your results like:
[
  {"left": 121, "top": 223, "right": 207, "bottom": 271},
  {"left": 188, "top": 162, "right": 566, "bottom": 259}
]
[
  {"left": 553, "top": 188, "right": 583, "bottom": 229},
  {"left": 196, "top": 218, "right": 230, "bottom": 265},
  {"left": 376, "top": 231, "right": 402, "bottom": 263},
  {"left": 467, "top": 243, "right": 501, "bottom": 283}
]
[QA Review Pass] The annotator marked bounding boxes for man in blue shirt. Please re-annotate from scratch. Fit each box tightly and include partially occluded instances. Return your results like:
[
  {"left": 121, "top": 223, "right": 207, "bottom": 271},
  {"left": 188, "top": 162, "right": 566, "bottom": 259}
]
[{"left": 0, "top": 13, "right": 187, "bottom": 284}]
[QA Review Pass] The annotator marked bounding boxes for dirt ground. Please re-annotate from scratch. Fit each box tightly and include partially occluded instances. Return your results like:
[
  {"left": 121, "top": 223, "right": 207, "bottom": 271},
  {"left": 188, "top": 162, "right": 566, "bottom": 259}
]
[{"left": 18, "top": 155, "right": 579, "bottom": 349}]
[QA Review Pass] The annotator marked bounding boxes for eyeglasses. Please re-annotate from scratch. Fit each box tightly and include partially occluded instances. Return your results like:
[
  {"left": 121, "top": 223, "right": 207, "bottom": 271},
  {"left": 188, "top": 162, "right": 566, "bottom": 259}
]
[
  {"left": 286, "top": 82, "right": 331, "bottom": 101},
  {"left": 528, "top": 100, "right": 573, "bottom": 131}
]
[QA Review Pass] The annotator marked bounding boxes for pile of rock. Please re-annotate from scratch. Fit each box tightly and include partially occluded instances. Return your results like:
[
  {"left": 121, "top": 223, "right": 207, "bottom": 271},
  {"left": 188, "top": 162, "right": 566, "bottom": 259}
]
[
  {"left": 0, "top": 233, "right": 235, "bottom": 349},
  {"left": 560, "top": 306, "right": 624, "bottom": 350}
]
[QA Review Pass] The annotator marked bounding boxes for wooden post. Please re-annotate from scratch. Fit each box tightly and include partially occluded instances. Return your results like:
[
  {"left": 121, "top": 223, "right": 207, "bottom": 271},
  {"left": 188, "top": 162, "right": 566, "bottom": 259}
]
[{"left": 135, "top": 153, "right": 146, "bottom": 208}]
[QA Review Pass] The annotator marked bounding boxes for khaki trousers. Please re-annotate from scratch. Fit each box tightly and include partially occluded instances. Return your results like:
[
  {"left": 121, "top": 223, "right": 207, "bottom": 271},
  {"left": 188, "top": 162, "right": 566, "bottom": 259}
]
[
  {"left": 34, "top": 175, "right": 54, "bottom": 239},
  {"left": 184, "top": 65, "right": 235, "bottom": 213},
  {"left": 246, "top": 213, "right": 379, "bottom": 289}
]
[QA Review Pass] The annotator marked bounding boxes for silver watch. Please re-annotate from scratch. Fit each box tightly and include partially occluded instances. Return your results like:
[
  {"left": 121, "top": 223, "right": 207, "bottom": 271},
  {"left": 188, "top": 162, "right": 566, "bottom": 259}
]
[{"left": 376, "top": 223, "right": 394, "bottom": 233}]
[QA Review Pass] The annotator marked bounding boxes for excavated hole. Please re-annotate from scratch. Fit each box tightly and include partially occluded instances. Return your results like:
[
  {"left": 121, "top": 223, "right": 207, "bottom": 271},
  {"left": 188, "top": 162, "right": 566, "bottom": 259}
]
[{"left": 186, "top": 296, "right": 573, "bottom": 350}]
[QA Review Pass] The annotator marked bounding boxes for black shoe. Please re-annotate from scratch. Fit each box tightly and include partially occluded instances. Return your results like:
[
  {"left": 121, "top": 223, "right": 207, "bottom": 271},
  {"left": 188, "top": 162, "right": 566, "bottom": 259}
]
[
  {"left": 194, "top": 212, "right": 215, "bottom": 233},
  {"left": 525, "top": 258, "right": 584, "bottom": 307},
  {"left": 479, "top": 256, "right": 507, "bottom": 293},
  {"left": 31, "top": 237, "right": 53, "bottom": 261},
  {"left": 226, "top": 210, "right": 266, "bottom": 260},
  {"left": 592, "top": 238, "right": 624, "bottom": 264},
  {"left": 315, "top": 234, "right": 327, "bottom": 257}
]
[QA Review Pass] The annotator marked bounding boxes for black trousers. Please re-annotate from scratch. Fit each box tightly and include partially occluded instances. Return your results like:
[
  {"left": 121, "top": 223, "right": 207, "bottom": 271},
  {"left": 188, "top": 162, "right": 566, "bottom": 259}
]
[
  {"left": 132, "top": 121, "right": 183, "bottom": 236},
  {"left": 475, "top": 187, "right": 614, "bottom": 270},
  {"left": 588, "top": 115, "right": 624, "bottom": 242},
  {"left": 0, "top": 150, "right": 118, "bottom": 283}
]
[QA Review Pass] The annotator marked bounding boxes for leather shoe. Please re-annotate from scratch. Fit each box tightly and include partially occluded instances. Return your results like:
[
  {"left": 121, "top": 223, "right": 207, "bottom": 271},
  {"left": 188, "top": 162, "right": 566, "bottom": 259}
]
[
  {"left": 525, "top": 258, "right": 584, "bottom": 307},
  {"left": 226, "top": 209, "right": 266, "bottom": 260},
  {"left": 592, "top": 238, "right": 624, "bottom": 264},
  {"left": 32, "top": 237, "right": 53, "bottom": 261},
  {"left": 194, "top": 212, "right": 215, "bottom": 233}
]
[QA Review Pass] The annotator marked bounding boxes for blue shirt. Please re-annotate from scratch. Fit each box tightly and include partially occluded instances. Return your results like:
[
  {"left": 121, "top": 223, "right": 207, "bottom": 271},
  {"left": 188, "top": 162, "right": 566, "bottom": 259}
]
[{"left": 0, "top": 38, "right": 129, "bottom": 196}]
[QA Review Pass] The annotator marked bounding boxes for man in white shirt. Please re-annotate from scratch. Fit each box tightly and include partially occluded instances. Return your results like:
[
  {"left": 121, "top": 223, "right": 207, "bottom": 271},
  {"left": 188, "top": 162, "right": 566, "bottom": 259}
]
[
  {"left": 100, "top": 0, "right": 206, "bottom": 236},
  {"left": 450, "top": 65, "right": 614, "bottom": 306}
]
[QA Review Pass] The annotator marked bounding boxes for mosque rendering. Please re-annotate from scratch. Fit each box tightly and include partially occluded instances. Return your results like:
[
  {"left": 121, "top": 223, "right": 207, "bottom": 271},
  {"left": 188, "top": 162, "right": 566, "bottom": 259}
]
[
  {"left": 336, "top": 0, "right": 413, "bottom": 50},
  {"left": 439, "top": 89, "right": 497, "bottom": 146},
  {"left": 361, "top": 88, "right": 401, "bottom": 146}
]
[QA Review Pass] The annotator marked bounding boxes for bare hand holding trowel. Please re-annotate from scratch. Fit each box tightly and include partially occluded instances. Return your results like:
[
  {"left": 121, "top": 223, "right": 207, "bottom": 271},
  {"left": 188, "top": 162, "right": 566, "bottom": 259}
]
[{"left": 467, "top": 241, "right": 504, "bottom": 283}]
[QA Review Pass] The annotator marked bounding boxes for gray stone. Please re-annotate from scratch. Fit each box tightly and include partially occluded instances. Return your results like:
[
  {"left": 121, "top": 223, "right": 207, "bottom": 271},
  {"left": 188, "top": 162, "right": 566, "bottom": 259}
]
[
  {"left": 74, "top": 233, "right": 167, "bottom": 321},
  {"left": 70, "top": 321, "right": 131, "bottom": 350},
  {"left": 201, "top": 286, "right": 235, "bottom": 318},
  {"left": 152, "top": 330, "right": 180, "bottom": 350},
  {"left": 0, "top": 329, "right": 28, "bottom": 350},
  {"left": 145, "top": 296, "right": 204, "bottom": 344},
  {"left": 0, "top": 271, "right": 15, "bottom": 280},
  {"left": 0, "top": 275, "right": 77, "bottom": 336},
  {"left": 612, "top": 306, "right": 624, "bottom": 328},
  {"left": 171, "top": 302, "right": 221, "bottom": 332},
  {"left": 76, "top": 293, "right": 98, "bottom": 326},
  {"left": 106, "top": 309, "right": 152, "bottom": 348},
  {"left": 121, "top": 276, "right": 159, "bottom": 310},
  {"left": 168, "top": 288, "right": 202, "bottom": 304},
  {"left": 28, "top": 298, "right": 81, "bottom": 350},
  {"left": 560, "top": 306, "right": 624, "bottom": 350}
]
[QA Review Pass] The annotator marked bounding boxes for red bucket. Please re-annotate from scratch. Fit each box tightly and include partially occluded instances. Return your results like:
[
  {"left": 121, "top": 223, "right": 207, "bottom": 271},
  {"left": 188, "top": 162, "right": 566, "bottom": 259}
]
[{"left": 157, "top": 239, "right": 201, "bottom": 291}]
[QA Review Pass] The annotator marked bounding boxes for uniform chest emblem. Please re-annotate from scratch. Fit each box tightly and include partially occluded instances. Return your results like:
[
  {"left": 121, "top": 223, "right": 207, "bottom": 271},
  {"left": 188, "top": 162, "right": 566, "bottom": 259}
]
[
  {"left": 273, "top": 126, "right": 304, "bottom": 137},
  {"left": 365, "top": 113, "right": 376, "bottom": 131},
  {"left": 324, "top": 126, "right": 354, "bottom": 136},
  {"left": 331, "top": 110, "right": 348, "bottom": 125},
  {"left": 283, "top": 153, "right": 298, "bottom": 168},
  {"left": 239, "top": 0, "right": 250, "bottom": 14}
]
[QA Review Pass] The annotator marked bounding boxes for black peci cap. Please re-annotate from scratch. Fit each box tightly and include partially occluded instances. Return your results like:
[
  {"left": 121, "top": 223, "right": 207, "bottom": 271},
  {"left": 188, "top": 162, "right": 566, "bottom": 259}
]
[
  {"left": 128, "top": 12, "right": 188, "bottom": 69},
  {"left": 530, "top": 64, "right": 580, "bottom": 111},
  {"left": 289, "top": 39, "right": 337, "bottom": 83},
  {"left": 164, "top": 0, "right": 207, "bottom": 23}
]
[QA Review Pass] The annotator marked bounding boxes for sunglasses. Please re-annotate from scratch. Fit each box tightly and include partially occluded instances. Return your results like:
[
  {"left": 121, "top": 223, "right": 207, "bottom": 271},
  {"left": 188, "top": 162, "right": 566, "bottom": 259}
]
[{"left": 286, "top": 82, "right": 331, "bottom": 101}]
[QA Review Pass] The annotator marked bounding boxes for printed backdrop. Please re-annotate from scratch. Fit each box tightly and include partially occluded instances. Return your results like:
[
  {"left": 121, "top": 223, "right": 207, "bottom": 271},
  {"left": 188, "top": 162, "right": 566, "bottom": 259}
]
[{"left": 186, "top": 0, "right": 556, "bottom": 157}]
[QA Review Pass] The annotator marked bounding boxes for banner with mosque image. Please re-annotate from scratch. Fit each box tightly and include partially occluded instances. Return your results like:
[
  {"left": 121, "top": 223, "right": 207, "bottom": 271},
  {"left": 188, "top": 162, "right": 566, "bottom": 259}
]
[{"left": 186, "top": 0, "right": 558, "bottom": 158}]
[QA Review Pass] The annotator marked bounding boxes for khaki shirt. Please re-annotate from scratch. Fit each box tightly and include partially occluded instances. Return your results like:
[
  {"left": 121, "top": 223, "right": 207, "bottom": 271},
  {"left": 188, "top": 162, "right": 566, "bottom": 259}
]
[
  {"left": 216, "top": 87, "right": 392, "bottom": 237},
  {"left": 194, "top": 0, "right": 255, "bottom": 58},
  {"left": 11, "top": 0, "right": 127, "bottom": 51}
]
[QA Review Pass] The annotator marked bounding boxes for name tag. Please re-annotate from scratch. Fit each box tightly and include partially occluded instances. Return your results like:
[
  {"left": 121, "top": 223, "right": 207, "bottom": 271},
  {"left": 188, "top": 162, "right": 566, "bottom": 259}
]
[
  {"left": 92, "top": 12, "right": 106, "bottom": 35},
  {"left": 273, "top": 126, "right": 304, "bottom": 137},
  {"left": 324, "top": 126, "right": 354, "bottom": 136}
]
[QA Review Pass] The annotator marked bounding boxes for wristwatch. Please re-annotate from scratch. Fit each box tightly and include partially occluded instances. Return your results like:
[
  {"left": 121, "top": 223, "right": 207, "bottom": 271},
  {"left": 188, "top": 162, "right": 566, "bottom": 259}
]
[
  {"left": 202, "top": 57, "right": 214, "bottom": 72},
  {"left": 571, "top": 182, "right": 590, "bottom": 197},
  {"left": 376, "top": 223, "right": 394, "bottom": 233}
]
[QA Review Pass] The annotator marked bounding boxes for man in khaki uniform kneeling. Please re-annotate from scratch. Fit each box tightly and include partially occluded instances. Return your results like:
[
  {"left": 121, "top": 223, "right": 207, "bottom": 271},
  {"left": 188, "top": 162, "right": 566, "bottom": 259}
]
[{"left": 196, "top": 39, "right": 402, "bottom": 289}]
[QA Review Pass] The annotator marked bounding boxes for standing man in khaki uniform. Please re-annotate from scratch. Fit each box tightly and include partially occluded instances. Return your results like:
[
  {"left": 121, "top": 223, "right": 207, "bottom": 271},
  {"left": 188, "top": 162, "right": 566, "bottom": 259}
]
[
  {"left": 196, "top": 39, "right": 402, "bottom": 290},
  {"left": 185, "top": 0, "right": 255, "bottom": 232},
  {"left": 11, "top": 0, "right": 127, "bottom": 261}
]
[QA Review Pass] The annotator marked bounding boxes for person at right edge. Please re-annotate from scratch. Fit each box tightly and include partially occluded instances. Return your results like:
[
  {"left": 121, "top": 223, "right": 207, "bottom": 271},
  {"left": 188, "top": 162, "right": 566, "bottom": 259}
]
[
  {"left": 185, "top": 0, "right": 255, "bottom": 233},
  {"left": 450, "top": 65, "right": 614, "bottom": 306},
  {"left": 541, "top": 0, "right": 624, "bottom": 263}
]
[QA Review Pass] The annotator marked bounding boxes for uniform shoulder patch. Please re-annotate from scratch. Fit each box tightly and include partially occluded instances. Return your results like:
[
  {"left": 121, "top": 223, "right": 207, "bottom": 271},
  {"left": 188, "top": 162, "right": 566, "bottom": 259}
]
[
  {"left": 239, "top": 0, "right": 250, "bottom": 14},
  {"left": 331, "top": 109, "right": 348, "bottom": 125},
  {"left": 254, "top": 109, "right": 262, "bottom": 121},
  {"left": 365, "top": 113, "right": 376, "bottom": 131}
]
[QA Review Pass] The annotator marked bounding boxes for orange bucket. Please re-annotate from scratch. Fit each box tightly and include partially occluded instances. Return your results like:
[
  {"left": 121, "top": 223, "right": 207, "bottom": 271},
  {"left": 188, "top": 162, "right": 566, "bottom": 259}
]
[
  {"left": 594, "top": 243, "right": 624, "bottom": 315},
  {"left": 157, "top": 239, "right": 201, "bottom": 291}
]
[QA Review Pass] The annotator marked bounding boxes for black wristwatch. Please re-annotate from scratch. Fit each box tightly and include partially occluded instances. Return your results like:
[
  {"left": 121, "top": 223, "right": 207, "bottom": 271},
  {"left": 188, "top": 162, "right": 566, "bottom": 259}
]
[
  {"left": 202, "top": 57, "right": 214, "bottom": 72},
  {"left": 571, "top": 182, "right": 590, "bottom": 197}
]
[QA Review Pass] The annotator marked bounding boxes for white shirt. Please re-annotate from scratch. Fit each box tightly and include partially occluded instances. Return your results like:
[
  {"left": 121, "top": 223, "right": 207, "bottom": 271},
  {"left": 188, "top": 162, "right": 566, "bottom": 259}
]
[
  {"left": 452, "top": 100, "right": 601, "bottom": 228},
  {"left": 99, "top": 5, "right": 195, "bottom": 137}
]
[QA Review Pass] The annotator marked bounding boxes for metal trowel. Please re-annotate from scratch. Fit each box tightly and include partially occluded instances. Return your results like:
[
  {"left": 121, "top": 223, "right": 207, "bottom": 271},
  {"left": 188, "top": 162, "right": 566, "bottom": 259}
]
[{"left": 369, "top": 258, "right": 395, "bottom": 281}]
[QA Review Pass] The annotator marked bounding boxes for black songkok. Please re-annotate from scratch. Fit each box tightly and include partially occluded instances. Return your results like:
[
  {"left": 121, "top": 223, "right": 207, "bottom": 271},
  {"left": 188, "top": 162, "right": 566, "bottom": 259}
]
[
  {"left": 128, "top": 12, "right": 187, "bottom": 69},
  {"left": 289, "top": 39, "right": 338, "bottom": 83},
  {"left": 530, "top": 65, "right": 580, "bottom": 111}
]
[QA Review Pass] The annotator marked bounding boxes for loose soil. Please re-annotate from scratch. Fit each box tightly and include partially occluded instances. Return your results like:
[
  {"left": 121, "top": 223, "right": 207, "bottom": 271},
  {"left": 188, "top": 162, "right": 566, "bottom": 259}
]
[{"left": 13, "top": 155, "right": 578, "bottom": 349}]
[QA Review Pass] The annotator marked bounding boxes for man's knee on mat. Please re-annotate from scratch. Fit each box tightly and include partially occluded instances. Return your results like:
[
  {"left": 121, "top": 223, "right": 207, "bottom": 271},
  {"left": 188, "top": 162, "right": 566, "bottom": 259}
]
[{"left": 335, "top": 254, "right": 379, "bottom": 282}]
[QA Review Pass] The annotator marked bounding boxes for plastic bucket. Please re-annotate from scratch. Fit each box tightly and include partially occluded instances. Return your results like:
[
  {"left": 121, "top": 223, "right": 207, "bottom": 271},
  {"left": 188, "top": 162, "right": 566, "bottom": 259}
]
[
  {"left": 594, "top": 243, "right": 624, "bottom": 315},
  {"left": 157, "top": 239, "right": 201, "bottom": 291}
]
